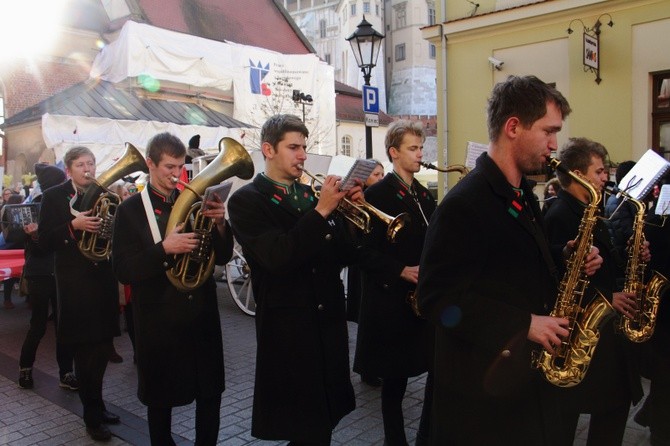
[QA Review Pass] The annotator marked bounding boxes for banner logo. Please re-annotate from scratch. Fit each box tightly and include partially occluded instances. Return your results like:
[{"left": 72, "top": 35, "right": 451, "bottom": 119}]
[{"left": 250, "top": 60, "right": 271, "bottom": 96}]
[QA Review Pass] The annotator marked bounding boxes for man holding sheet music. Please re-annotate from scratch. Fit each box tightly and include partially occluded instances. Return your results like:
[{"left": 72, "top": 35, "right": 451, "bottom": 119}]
[
  {"left": 228, "top": 114, "right": 363, "bottom": 445},
  {"left": 112, "top": 132, "right": 233, "bottom": 445},
  {"left": 354, "top": 119, "right": 435, "bottom": 446}
]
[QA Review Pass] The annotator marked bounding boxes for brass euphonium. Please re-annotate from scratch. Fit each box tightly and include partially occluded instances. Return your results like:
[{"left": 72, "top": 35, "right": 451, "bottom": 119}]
[
  {"left": 165, "top": 137, "right": 254, "bottom": 292},
  {"left": 300, "top": 167, "right": 410, "bottom": 242},
  {"left": 532, "top": 158, "right": 615, "bottom": 387},
  {"left": 78, "top": 143, "right": 148, "bottom": 261},
  {"left": 617, "top": 193, "right": 669, "bottom": 342}
]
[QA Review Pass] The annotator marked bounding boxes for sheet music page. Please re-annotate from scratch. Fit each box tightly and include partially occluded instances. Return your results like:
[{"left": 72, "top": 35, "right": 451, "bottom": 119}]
[
  {"left": 340, "top": 159, "right": 378, "bottom": 191},
  {"left": 465, "top": 142, "right": 488, "bottom": 169},
  {"left": 656, "top": 184, "right": 670, "bottom": 215},
  {"left": 618, "top": 149, "right": 670, "bottom": 200}
]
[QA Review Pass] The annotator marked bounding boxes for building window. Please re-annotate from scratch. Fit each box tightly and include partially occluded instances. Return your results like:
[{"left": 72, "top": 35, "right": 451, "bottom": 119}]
[
  {"left": 341, "top": 135, "right": 352, "bottom": 156},
  {"left": 429, "top": 43, "right": 436, "bottom": 59},
  {"left": 395, "top": 43, "right": 406, "bottom": 61},
  {"left": 0, "top": 95, "right": 4, "bottom": 157},
  {"left": 395, "top": 4, "right": 406, "bottom": 29},
  {"left": 428, "top": 7, "right": 436, "bottom": 25},
  {"left": 376, "top": 3, "right": 380, "bottom": 16},
  {"left": 350, "top": 2, "right": 357, "bottom": 16},
  {"left": 364, "top": 1, "right": 370, "bottom": 13},
  {"left": 325, "top": 53, "right": 331, "bottom": 64},
  {"left": 319, "top": 19, "right": 326, "bottom": 38},
  {"left": 653, "top": 72, "right": 670, "bottom": 160},
  {"left": 286, "top": 0, "right": 297, "bottom": 12}
]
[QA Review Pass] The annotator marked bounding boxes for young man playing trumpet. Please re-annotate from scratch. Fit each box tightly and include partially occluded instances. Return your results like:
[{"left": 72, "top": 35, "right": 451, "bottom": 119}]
[
  {"left": 112, "top": 132, "right": 233, "bottom": 445},
  {"left": 38, "top": 146, "right": 120, "bottom": 441},
  {"left": 228, "top": 114, "right": 362, "bottom": 445}
]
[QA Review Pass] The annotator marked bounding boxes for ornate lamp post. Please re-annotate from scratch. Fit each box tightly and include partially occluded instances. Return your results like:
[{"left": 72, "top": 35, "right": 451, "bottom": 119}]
[{"left": 346, "top": 16, "right": 385, "bottom": 159}]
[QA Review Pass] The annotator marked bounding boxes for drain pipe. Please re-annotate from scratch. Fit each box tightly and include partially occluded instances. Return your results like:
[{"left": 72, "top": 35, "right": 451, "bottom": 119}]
[{"left": 438, "top": 0, "right": 449, "bottom": 199}]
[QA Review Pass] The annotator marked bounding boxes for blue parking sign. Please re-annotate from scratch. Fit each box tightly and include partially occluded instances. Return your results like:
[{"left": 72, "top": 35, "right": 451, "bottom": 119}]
[{"left": 363, "top": 85, "right": 379, "bottom": 114}]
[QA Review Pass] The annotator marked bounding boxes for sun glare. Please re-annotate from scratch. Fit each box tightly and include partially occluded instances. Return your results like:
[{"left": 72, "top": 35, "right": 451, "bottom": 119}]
[{"left": 0, "top": 0, "right": 69, "bottom": 61}]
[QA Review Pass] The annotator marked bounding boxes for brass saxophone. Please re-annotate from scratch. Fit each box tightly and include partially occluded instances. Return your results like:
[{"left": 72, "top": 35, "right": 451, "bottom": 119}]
[
  {"left": 419, "top": 162, "right": 469, "bottom": 180},
  {"left": 533, "top": 158, "right": 615, "bottom": 387},
  {"left": 165, "top": 137, "right": 254, "bottom": 292},
  {"left": 618, "top": 194, "right": 669, "bottom": 342}
]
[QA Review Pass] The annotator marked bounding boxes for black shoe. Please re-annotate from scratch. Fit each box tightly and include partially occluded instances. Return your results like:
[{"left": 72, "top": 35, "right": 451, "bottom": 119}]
[
  {"left": 361, "top": 374, "right": 382, "bottom": 387},
  {"left": 59, "top": 372, "right": 79, "bottom": 391},
  {"left": 86, "top": 424, "right": 112, "bottom": 442},
  {"left": 19, "top": 368, "right": 34, "bottom": 389},
  {"left": 101, "top": 410, "right": 120, "bottom": 424}
]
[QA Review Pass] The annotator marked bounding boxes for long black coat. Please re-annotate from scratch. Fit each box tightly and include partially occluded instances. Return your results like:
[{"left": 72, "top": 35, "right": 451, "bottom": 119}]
[
  {"left": 416, "top": 153, "right": 558, "bottom": 445},
  {"left": 228, "top": 175, "right": 355, "bottom": 443},
  {"left": 111, "top": 187, "right": 233, "bottom": 407},
  {"left": 37, "top": 180, "right": 119, "bottom": 345},
  {"left": 544, "top": 190, "right": 643, "bottom": 412},
  {"left": 353, "top": 173, "right": 435, "bottom": 377}
]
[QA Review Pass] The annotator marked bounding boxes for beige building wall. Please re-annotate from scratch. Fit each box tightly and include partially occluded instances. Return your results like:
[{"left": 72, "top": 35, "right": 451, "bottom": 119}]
[
  {"left": 336, "top": 120, "right": 389, "bottom": 160},
  {"left": 425, "top": 0, "right": 670, "bottom": 196}
]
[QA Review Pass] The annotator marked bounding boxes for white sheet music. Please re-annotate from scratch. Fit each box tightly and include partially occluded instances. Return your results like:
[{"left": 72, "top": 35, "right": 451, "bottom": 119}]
[
  {"left": 618, "top": 149, "right": 670, "bottom": 200},
  {"left": 656, "top": 184, "right": 670, "bottom": 216},
  {"left": 465, "top": 141, "right": 488, "bottom": 169}
]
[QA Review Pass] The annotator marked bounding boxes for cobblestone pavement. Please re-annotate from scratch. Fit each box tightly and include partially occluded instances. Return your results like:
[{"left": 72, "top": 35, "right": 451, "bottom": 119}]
[{"left": 0, "top": 275, "right": 655, "bottom": 445}]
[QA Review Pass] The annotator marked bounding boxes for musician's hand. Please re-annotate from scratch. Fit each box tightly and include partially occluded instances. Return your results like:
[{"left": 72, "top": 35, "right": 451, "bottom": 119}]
[
  {"left": 345, "top": 182, "right": 364, "bottom": 203},
  {"left": 528, "top": 314, "right": 569, "bottom": 354},
  {"left": 583, "top": 245, "right": 603, "bottom": 276},
  {"left": 71, "top": 210, "right": 101, "bottom": 233},
  {"left": 613, "top": 291, "right": 638, "bottom": 318},
  {"left": 162, "top": 223, "right": 199, "bottom": 255},
  {"left": 639, "top": 240, "right": 651, "bottom": 263},
  {"left": 315, "top": 175, "right": 346, "bottom": 218},
  {"left": 201, "top": 194, "right": 226, "bottom": 229},
  {"left": 23, "top": 222, "right": 38, "bottom": 235},
  {"left": 400, "top": 265, "right": 419, "bottom": 284}
]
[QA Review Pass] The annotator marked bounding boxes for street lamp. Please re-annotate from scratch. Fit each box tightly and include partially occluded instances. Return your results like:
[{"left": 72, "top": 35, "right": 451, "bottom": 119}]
[
  {"left": 292, "top": 89, "right": 313, "bottom": 122},
  {"left": 346, "top": 15, "right": 385, "bottom": 159}
]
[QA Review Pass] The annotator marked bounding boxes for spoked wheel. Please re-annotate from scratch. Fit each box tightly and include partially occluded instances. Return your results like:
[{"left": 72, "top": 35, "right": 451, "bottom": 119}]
[{"left": 225, "top": 247, "right": 256, "bottom": 316}]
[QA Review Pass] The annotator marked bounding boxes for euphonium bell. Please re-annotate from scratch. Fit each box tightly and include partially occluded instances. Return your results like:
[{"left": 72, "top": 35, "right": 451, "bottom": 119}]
[
  {"left": 78, "top": 143, "right": 148, "bottom": 261},
  {"left": 165, "top": 137, "right": 254, "bottom": 292},
  {"left": 300, "top": 168, "right": 409, "bottom": 242}
]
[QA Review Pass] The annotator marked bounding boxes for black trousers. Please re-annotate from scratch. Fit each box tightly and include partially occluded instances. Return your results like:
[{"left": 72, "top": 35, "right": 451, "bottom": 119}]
[
  {"left": 3, "top": 277, "right": 18, "bottom": 302},
  {"left": 382, "top": 372, "right": 433, "bottom": 446},
  {"left": 73, "top": 339, "right": 112, "bottom": 427},
  {"left": 559, "top": 403, "right": 630, "bottom": 446},
  {"left": 651, "top": 351, "right": 670, "bottom": 445},
  {"left": 147, "top": 394, "right": 221, "bottom": 446},
  {"left": 19, "top": 276, "right": 74, "bottom": 376}
]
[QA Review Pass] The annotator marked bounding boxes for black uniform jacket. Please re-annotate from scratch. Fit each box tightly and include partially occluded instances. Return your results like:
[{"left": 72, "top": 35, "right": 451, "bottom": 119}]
[
  {"left": 416, "top": 153, "right": 558, "bottom": 445},
  {"left": 645, "top": 208, "right": 670, "bottom": 357},
  {"left": 544, "top": 190, "right": 643, "bottom": 411},
  {"left": 37, "top": 180, "right": 120, "bottom": 345},
  {"left": 228, "top": 174, "right": 355, "bottom": 443},
  {"left": 353, "top": 172, "right": 435, "bottom": 378},
  {"left": 111, "top": 186, "right": 233, "bottom": 407}
]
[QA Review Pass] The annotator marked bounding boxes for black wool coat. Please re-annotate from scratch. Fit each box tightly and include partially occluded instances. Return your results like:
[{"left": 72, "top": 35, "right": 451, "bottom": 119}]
[
  {"left": 228, "top": 175, "right": 355, "bottom": 443},
  {"left": 544, "top": 190, "right": 643, "bottom": 412},
  {"left": 416, "top": 153, "right": 559, "bottom": 445},
  {"left": 37, "top": 180, "right": 120, "bottom": 345},
  {"left": 353, "top": 173, "right": 435, "bottom": 378},
  {"left": 111, "top": 187, "right": 233, "bottom": 407}
]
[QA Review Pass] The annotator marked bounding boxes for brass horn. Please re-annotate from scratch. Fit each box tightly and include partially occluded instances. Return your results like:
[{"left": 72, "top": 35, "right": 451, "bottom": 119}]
[
  {"left": 300, "top": 168, "right": 409, "bottom": 243},
  {"left": 166, "top": 137, "right": 254, "bottom": 292},
  {"left": 78, "top": 143, "right": 148, "bottom": 261}
]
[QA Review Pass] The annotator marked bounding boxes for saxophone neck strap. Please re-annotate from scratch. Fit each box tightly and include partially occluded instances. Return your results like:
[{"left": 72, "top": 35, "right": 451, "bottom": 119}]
[{"left": 141, "top": 186, "right": 162, "bottom": 244}]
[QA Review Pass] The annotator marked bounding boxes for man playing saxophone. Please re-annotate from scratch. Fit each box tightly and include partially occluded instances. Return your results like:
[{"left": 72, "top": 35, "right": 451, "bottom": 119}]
[
  {"left": 416, "top": 76, "right": 603, "bottom": 445},
  {"left": 112, "top": 132, "right": 233, "bottom": 445},
  {"left": 544, "top": 137, "right": 648, "bottom": 445}
]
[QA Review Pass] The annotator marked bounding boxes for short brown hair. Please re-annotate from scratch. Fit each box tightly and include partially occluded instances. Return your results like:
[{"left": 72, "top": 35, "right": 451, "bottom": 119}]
[
  {"left": 146, "top": 132, "right": 187, "bottom": 165},
  {"left": 385, "top": 120, "right": 424, "bottom": 162},
  {"left": 63, "top": 146, "right": 95, "bottom": 169},
  {"left": 556, "top": 137, "right": 608, "bottom": 188}
]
